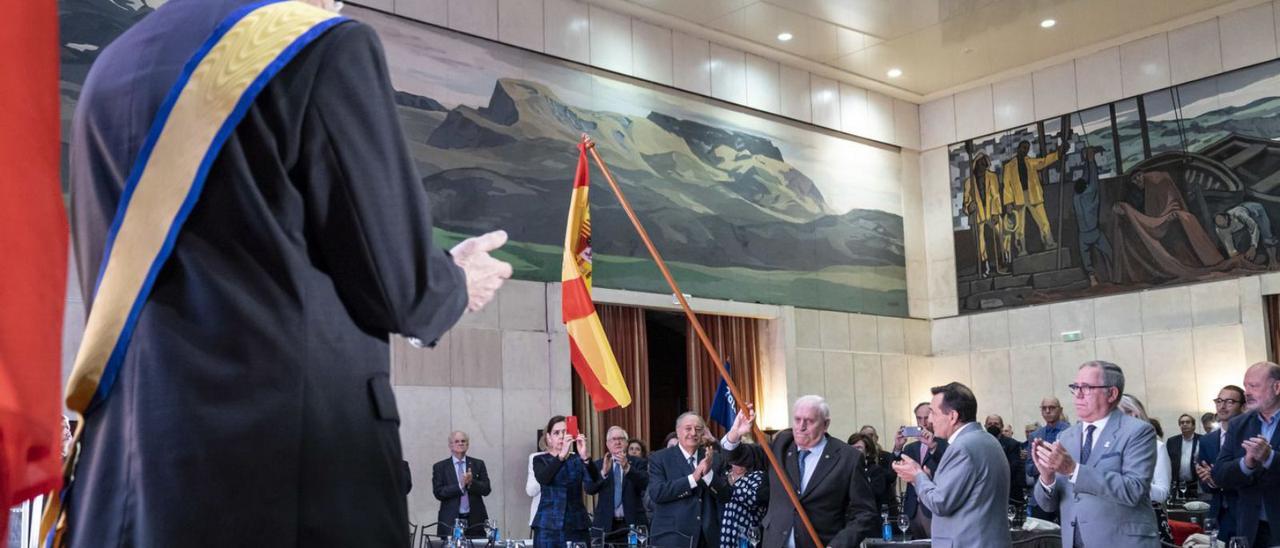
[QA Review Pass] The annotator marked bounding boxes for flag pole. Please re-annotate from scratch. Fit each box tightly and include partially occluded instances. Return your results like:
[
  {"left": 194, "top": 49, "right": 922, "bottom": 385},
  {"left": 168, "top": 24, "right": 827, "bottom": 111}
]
[{"left": 582, "top": 136, "right": 825, "bottom": 548}]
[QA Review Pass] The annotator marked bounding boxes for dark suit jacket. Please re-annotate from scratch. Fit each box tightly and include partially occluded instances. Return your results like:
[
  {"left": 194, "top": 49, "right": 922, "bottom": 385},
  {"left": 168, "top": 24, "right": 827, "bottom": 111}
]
[
  {"left": 1198, "top": 428, "right": 1237, "bottom": 540},
  {"left": 899, "top": 438, "right": 948, "bottom": 519},
  {"left": 1212, "top": 411, "right": 1280, "bottom": 546},
  {"left": 1167, "top": 433, "right": 1202, "bottom": 485},
  {"left": 65, "top": 3, "right": 466, "bottom": 546},
  {"left": 432, "top": 456, "right": 492, "bottom": 538},
  {"left": 996, "top": 435, "right": 1025, "bottom": 503},
  {"left": 585, "top": 455, "right": 649, "bottom": 532},
  {"left": 647, "top": 445, "right": 730, "bottom": 547},
  {"left": 762, "top": 431, "right": 877, "bottom": 548}
]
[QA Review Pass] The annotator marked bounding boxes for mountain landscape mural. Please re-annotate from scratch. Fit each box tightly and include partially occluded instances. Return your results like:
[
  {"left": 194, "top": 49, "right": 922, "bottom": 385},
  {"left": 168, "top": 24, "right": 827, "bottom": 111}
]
[{"left": 54, "top": 0, "right": 909, "bottom": 315}]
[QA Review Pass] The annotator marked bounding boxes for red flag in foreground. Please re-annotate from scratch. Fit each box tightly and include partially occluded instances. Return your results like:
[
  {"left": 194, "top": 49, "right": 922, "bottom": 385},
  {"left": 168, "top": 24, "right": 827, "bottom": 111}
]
[
  {"left": 0, "top": 0, "right": 69, "bottom": 532},
  {"left": 561, "top": 142, "right": 631, "bottom": 411}
]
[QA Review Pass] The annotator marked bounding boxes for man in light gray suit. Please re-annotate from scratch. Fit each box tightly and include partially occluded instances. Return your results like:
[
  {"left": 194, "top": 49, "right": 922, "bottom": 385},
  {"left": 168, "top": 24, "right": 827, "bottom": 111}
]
[
  {"left": 1032, "top": 361, "right": 1159, "bottom": 548},
  {"left": 893, "top": 382, "right": 1011, "bottom": 548}
]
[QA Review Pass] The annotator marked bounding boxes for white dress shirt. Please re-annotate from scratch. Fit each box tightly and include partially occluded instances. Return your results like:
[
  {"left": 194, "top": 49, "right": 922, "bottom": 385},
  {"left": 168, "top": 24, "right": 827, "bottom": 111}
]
[
  {"left": 1178, "top": 435, "right": 1195, "bottom": 481},
  {"left": 1151, "top": 440, "right": 1170, "bottom": 503},
  {"left": 1068, "top": 414, "right": 1110, "bottom": 483},
  {"left": 526, "top": 452, "right": 545, "bottom": 526}
]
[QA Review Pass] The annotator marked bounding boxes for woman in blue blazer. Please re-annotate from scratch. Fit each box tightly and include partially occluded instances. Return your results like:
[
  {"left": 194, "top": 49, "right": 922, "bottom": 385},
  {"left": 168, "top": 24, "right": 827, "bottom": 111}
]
[{"left": 532, "top": 415, "right": 600, "bottom": 547}]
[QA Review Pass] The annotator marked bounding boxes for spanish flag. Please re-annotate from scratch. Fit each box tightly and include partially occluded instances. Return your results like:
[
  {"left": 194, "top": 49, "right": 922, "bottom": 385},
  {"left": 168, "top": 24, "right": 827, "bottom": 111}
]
[{"left": 562, "top": 142, "right": 631, "bottom": 411}]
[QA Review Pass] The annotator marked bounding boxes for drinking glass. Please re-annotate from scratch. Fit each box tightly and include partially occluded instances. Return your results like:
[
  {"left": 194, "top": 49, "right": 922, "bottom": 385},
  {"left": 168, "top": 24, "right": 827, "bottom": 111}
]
[
  {"left": 1228, "top": 536, "right": 1249, "bottom": 548},
  {"left": 635, "top": 525, "right": 648, "bottom": 547},
  {"left": 1177, "top": 480, "right": 1188, "bottom": 502},
  {"left": 1203, "top": 517, "right": 1218, "bottom": 542},
  {"left": 746, "top": 526, "right": 761, "bottom": 548},
  {"left": 896, "top": 514, "right": 910, "bottom": 541}
]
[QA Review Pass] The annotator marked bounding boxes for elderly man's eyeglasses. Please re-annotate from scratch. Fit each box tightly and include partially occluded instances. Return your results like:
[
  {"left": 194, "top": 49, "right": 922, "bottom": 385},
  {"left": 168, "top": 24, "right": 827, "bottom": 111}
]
[
  {"left": 1213, "top": 398, "right": 1241, "bottom": 405},
  {"left": 1068, "top": 383, "right": 1114, "bottom": 396}
]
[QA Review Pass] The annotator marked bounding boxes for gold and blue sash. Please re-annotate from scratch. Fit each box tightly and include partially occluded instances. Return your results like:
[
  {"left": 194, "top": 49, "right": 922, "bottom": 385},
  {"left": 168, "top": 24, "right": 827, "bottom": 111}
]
[{"left": 43, "top": 1, "right": 345, "bottom": 544}]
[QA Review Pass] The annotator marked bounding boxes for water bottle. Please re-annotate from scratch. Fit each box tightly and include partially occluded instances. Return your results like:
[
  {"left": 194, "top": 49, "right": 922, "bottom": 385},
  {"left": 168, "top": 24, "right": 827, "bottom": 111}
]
[
  {"left": 490, "top": 526, "right": 500, "bottom": 544},
  {"left": 880, "top": 504, "right": 890, "bottom": 540},
  {"left": 627, "top": 525, "right": 639, "bottom": 546},
  {"left": 453, "top": 518, "right": 465, "bottom": 544},
  {"left": 738, "top": 535, "right": 749, "bottom": 548}
]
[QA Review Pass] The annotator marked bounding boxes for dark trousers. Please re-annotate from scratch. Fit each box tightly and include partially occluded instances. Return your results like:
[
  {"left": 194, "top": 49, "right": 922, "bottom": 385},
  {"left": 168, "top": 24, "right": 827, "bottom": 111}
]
[
  {"left": 1031, "top": 505, "right": 1059, "bottom": 523},
  {"left": 1252, "top": 520, "right": 1271, "bottom": 548}
]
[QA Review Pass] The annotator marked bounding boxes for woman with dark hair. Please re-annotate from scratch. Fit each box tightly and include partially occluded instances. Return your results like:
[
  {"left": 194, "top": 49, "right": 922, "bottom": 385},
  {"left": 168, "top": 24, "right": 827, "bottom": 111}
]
[
  {"left": 531, "top": 415, "right": 600, "bottom": 547},
  {"left": 848, "top": 433, "right": 898, "bottom": 516},
  {"left": 626, "top": 438, "right": 648, "bottom": 459},
  {"left": 718, "top": 443, "right": 768, "bottom": 547}
]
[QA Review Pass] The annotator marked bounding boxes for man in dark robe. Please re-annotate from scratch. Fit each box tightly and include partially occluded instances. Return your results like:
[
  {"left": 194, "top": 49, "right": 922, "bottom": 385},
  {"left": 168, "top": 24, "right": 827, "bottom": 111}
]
[
  {"left": 66, "top": 0, "right": 512, "bottom": 545},
  {"left": 1109, "top": 170, "right": 1247, "bottom": 283}
]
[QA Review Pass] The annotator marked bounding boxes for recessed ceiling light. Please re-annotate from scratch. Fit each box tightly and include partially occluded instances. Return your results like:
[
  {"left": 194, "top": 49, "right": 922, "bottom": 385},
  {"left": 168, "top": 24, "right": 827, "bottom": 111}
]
[
  {"left": 777, "top": 32, "right": 793, "bottom": 42},
  {"left": 887, "top": 68, "right": 903, "bottom": 78},
  {"left": 1040, "top": 18, "right": 1056, "bottom": 28}
]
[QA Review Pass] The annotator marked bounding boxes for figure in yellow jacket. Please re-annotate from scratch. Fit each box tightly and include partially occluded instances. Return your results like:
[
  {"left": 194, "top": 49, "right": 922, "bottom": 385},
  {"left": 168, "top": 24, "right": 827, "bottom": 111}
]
[
  {"left": 962, "top": 151, "right": 1004, "bottom": 276},
  {"left": 1002, "top": 140, "right": 1065, "bottom": 255}
]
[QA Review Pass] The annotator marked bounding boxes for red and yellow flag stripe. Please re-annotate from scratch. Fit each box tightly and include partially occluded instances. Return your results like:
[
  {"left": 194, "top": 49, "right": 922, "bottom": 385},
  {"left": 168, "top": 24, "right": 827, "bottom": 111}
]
[{"left": 561, "top": 142, "right": 630, "bottom": 410}]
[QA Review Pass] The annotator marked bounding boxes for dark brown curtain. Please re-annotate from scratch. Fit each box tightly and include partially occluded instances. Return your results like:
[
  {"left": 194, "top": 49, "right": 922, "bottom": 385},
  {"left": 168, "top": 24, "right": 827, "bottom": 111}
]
[
  {"left": 572, "top": 303, "right": 649, "bottom": 459},
  {"left": 686, "top": 313, "right": 764, "bottom": 437},
  {"left": 1266, "top": 294, "right": 1280, "bottom": 363}
]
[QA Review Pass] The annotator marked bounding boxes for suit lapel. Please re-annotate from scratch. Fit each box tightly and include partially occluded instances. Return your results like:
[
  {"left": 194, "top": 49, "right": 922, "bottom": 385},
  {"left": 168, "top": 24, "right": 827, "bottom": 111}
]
[
  {"left": 802, "top": 436, "right": 839, "bottom": 498},
  {"left": 1064, "top": 423, "right": 1082, "bottom": 464},
  {"left": 785, "top": 446, "right": 802, "bottom": 494},
  {"left": 1090, "top": 409, "right": 1124, "bottom": 465}
]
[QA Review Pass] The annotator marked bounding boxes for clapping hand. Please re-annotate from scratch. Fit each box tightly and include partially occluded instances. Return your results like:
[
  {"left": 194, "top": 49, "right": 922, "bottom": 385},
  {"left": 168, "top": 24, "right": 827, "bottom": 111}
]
[
  {"left": 463, "top": 467, "right": 474, "bottom": 487},
  {"left": 1243, "top": 436, "right": 1273, "bottom": 469},
  {"left": 1033, "top": 439, "right": 1076, "bottom": 478},
  {"left": 692, "top": 452, "right": 714, "bottom": 483},
  {"left": 601, "top": 453, "right": 614, "bottom": 476},
  {"left": 891, "top": 457, "right": 922, "bottom": 484}
]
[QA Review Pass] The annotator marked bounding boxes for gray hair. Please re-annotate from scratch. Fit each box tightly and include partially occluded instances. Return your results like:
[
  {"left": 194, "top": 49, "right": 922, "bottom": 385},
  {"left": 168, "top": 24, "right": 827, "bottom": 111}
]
[
  {"left": 1080, "top": 360, "right": 1125, "bottom": 402},
  {"left": 675, "top": 412, "right": 705, "bottom": 431},
  {"left": 794, "top": 395, "right": 831, "bottom": 421},
  {"left": 1251, "top": 361, "right": 1280, "bottom": 381},
  {"left": 1117, "top": 394, "right": 1149, "bottom": 421},
  {"left": 606, "top": 426, "right": 629, "bottom": 439}
]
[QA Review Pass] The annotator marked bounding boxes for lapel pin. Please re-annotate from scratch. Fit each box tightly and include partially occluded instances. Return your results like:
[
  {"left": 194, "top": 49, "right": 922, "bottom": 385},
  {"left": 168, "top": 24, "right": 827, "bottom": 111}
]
[{"left": 1104, "top": 441, "right": 1111, "bottom": 449}]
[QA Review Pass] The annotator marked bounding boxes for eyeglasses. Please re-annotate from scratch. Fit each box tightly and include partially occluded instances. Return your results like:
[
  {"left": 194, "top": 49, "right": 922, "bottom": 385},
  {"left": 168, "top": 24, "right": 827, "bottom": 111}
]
[
  {"left": 1213, "top": 398, "right": 1241, "bottom": 405},
  {"left": 1039, "top": 406, "right": 1060, "bottom": 410},
  {"left": 1068, "top": 383, "right": 1114, "bottom": 396}
]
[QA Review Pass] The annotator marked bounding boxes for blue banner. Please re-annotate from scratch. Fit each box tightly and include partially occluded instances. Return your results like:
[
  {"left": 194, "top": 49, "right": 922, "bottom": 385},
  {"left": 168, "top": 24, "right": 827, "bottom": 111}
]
[{"left": 709, "top": 360, "right": 735, "bottom": 430}]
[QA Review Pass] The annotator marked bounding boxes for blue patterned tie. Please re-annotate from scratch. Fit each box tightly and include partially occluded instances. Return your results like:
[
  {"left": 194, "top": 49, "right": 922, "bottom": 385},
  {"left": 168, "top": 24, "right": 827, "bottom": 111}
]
[
  {"left": 798, "top": 450, "right": 811, "bottom": 490},
  {"left": 613, "top": 461, "right": 623, "bottom": 513},
  {"left": 456, "top": 460, "right": 470, "bottom": 514},
  {"left": 1080, "top": 425, "right": 1096, "bottom": 465}
]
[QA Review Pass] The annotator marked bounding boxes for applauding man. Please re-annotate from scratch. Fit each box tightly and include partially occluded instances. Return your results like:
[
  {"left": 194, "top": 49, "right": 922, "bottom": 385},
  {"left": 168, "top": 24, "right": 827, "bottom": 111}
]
[
  {"left": 586, "top": 426, "right": 649, "bottom": 541},
  {"left": 1032, "top": 362, "right": 1158, "bottom": 547}
]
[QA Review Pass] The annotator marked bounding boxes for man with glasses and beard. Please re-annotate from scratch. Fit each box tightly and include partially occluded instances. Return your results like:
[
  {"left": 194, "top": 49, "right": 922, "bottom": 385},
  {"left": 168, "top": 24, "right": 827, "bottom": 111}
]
[
  {"left": 1212, "top": 362, "right": 1280, "bottom": 548},
  {"left": 1198, "top": 385, "right": 1246, "bottom": 542}
]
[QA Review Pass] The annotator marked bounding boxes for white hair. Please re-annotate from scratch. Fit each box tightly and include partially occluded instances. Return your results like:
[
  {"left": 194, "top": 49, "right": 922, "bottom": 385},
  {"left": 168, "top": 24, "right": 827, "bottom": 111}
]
[
  {"left": 606, "top": 425, "right": 629, "bottom": 439},
  {"left": 793, "top": 395, "right": 830, "bottom": 421}
]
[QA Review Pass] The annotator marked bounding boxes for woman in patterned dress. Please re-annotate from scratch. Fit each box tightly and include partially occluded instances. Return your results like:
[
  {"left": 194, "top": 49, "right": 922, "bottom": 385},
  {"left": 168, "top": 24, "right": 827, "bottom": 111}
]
[
  {"left": 718, "top": 443, "right": 768, "bottom": 547},
  {"left": 531, "top": 416, "right": 600, "bottom": 547}
]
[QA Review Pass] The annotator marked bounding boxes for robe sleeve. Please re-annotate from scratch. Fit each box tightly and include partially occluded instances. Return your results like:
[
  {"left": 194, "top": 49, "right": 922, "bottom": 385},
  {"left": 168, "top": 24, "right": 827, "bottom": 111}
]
[{"left": 298, "top": 22, "right": 467, "bottom": 346}]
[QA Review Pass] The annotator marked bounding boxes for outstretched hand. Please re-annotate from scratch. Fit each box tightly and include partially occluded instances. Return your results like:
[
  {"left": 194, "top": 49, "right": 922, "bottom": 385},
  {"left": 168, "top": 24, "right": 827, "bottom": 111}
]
[{"left": 451, "top": 230, "right": 514, "bottom": 312}]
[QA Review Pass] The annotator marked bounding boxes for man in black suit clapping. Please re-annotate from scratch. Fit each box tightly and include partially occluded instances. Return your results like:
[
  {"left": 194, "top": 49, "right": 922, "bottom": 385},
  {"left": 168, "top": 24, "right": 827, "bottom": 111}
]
[{"left": 431, "top": 431, "right": 491, "bottom": 539}]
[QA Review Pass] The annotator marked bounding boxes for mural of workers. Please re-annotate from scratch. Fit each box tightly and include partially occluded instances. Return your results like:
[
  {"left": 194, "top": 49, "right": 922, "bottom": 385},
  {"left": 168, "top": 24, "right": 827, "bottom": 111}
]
[
  {"left": 962, "top": 151, "right": 1005, "bottom": 277},
  {"left": 1001, "top": 134, "right": 1068, "bottom": 256},
  {"left": 1214, "top": 202, "right": 1279, "bottom": 269},
  {"left": 1071, "top": 147, "right": 1112, "bottom": 287}
]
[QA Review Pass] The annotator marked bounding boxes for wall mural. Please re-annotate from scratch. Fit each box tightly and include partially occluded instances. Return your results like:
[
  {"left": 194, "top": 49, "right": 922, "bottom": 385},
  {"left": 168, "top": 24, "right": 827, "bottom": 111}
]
[
  {"left": 951, "top": 58, "right": 1280, "bottom": 313},
  {"left": 57, "top": 0, "right": 909, "bottom": 316}
]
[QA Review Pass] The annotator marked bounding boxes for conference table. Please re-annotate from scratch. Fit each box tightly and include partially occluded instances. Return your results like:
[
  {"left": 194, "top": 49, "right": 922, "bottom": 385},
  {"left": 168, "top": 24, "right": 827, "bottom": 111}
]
[{"left": 860, "top": 529, "right": 1061, "bottom": 547}]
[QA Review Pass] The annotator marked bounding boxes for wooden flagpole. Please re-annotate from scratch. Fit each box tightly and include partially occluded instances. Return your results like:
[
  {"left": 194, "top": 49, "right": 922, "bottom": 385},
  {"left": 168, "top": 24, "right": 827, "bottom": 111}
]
[{"left": 582, "top": 136, "right": 825, "bottom": 548}]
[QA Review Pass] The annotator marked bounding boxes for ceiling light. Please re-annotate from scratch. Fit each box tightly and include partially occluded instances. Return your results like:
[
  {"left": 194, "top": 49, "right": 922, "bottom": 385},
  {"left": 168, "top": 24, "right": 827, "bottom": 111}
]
[
  {"left": 1040, "top": 18, "right": 1056, "bottom": 28},
  {"left": 887, "top": 68, "right": 903, "bottom": 78},
  {"left": 777, "top": 32, "right": 793, "bottom": 42}
]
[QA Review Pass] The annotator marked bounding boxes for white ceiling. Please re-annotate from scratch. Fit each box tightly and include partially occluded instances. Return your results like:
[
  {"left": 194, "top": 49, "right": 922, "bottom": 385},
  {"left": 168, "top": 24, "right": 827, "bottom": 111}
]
[{"left": 611, "top": 0, "right": 1237, "bottom": 96}]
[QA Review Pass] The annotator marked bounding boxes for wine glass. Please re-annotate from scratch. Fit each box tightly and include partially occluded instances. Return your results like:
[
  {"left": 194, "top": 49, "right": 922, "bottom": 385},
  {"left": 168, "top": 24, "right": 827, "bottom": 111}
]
[
  {"left": 896, "top": 514, "right": 910, "bottom": 541},
  {"left": 1203, "top": 517, "right": 1218, "bottom": 542},
  {"left": 635, "top": 525, "right": 648, "bottom": 547},
  {"left": 1007, "top": 504, "right": 1017, "bottom": 526},
  {"left": 1227, "top": 536, "right": 1249, "bottom": 548},
  {"left": 484, "top": 519, "right": 497, "bottom": 542},
  {"left": 1177, "top": 480, "right": 1188, "bottom": 502},
  {"left": 746, "top": 526, "right": 761, "bottom": 548}
]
